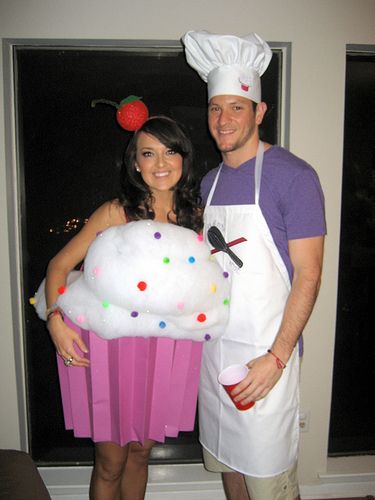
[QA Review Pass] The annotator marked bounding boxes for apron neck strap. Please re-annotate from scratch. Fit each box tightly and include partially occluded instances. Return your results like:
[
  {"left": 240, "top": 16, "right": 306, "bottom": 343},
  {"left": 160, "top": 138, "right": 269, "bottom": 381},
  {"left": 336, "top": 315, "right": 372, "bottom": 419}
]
[
  {"left": 206, "top": 164, "right": 222, "bottom": 206},
  {"left": 254, "top": 141, "right": 264, "bottom": 205},
  {"left": 206, "top": 140, "right": 265, "bottom": 207}
]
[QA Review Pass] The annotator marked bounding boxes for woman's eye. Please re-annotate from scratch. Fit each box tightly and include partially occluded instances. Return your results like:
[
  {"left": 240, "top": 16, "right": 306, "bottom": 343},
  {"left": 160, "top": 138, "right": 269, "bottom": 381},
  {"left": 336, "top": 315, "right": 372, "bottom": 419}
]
[
  {"left": 142, "top": 151, "right": 153, "bottom": 157},
  {"left": 233, "top": 106, "right": 243, "bottom": 111},
  {"left": 167, "top": 149, "right": 177, "bottom": 155}
]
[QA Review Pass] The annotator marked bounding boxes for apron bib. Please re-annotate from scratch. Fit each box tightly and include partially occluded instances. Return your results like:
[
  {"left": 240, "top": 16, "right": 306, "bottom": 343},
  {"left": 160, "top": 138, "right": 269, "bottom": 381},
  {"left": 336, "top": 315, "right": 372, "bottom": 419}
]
[{"left": 200, "top": 142, "right": 300, "bottom": 477}]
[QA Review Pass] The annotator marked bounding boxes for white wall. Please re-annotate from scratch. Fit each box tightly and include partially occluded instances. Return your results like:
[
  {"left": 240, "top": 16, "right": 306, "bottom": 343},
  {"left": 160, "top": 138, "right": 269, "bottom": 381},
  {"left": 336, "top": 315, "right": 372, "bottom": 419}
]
[{"left": 1, "top": 0, "right": 375, "bottom": 493}]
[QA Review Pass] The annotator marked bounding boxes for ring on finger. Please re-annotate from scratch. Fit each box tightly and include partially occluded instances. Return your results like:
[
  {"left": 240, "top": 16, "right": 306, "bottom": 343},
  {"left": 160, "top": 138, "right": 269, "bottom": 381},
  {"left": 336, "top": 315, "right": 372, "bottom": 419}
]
[{"left": 64, "top": 356, "right": 73, "bottom": 367}]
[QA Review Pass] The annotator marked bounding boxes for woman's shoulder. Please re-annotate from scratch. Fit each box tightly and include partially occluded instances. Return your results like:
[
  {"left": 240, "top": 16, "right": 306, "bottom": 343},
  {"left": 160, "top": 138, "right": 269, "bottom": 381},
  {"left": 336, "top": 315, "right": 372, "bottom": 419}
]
[
  {"left": 89, "top": 199, "right": 127, "bottom": 229},
  {"left": 108, "top": 199, "right": 127, "bottom": 224}
]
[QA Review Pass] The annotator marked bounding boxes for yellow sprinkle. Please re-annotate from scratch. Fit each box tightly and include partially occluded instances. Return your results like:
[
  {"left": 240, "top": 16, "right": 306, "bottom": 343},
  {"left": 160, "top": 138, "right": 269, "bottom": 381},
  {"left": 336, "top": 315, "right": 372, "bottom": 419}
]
[
  {"left": 29, "top": 297, "right": 36, "bottom": 305},
  {"left": 210, "top": 284, "right": 217, "bottom": 293}
]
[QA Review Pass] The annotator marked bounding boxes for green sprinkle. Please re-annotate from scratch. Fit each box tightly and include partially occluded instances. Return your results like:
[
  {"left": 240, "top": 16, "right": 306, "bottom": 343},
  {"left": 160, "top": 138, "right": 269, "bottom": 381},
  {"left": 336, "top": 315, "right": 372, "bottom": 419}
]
[
  {"left": 223, "top": 298, "right": 230, "bottom": 306},
  {"left": 163, "top": 257, "right": 170, "bottom": 264},
  {"left": 102, "top": 300, "right": 110, "bottom": 308}
]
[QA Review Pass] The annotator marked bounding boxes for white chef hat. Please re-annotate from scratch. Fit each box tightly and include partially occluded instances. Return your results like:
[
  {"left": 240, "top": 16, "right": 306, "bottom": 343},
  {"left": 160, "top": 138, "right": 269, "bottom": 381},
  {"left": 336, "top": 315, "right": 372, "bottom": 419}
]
[{"left": 182, "top": 30, "right": 272, "bottom": 103}]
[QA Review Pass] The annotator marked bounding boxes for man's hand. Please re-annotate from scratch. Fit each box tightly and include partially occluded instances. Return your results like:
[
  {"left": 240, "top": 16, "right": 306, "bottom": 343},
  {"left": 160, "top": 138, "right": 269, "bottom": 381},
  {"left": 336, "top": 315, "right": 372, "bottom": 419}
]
[{"left": 231, "top": 352, "right": 283, "bottom": 406}]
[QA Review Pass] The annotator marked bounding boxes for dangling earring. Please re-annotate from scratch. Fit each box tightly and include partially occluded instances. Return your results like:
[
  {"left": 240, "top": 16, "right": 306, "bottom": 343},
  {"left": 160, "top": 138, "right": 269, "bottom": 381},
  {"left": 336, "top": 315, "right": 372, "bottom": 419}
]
[{"left": 135, "top": 165, "right": 141, "bottom": 172}]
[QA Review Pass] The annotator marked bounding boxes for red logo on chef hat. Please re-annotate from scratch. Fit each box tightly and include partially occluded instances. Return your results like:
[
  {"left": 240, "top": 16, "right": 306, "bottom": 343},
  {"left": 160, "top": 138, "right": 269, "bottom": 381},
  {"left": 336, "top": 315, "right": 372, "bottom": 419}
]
[{"left": 239, "top": 76, "right": 252, "bottom": 93}]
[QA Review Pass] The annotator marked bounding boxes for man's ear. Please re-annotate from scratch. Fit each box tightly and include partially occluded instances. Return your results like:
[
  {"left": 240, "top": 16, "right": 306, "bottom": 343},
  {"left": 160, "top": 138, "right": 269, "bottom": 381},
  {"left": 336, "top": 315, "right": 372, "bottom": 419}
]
[{"left": 255, "top": 102, "right": 268, "bottom": 125}]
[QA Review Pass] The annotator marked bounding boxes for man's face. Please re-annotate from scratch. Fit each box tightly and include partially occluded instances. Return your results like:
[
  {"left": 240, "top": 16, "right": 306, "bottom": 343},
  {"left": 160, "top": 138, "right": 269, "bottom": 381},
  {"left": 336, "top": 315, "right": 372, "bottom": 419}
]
[{"left": 207, "top": 95, "right": 266, "bottom": 160}]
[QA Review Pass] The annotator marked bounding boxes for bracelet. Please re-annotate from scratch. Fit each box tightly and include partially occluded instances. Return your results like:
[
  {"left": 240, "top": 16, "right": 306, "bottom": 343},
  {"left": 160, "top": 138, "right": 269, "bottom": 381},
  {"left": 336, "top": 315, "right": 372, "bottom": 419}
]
[
  {"left": 46, "top": 308, "right": 64, "bottom": 322},
  {"left": 267, "top": 349, "right": 286, "bottom": 369},
  {"left": 45, "top": 303, "right": 59, "bottom": 317}
]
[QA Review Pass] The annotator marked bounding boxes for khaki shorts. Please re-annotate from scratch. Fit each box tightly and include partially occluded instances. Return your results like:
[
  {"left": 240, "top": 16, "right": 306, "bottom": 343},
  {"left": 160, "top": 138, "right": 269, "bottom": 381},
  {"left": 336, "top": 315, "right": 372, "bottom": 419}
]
[{"left": 203, "top": 447, "right": 299, "bottom": 500}]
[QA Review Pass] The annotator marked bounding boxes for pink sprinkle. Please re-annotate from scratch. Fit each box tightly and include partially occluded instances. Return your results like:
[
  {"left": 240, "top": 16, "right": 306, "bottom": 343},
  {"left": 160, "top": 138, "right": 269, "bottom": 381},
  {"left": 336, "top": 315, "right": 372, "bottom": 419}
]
[
  {"left": 93, "top": 266, "right": 102, "bottom": 276},
  {"left": 197, "top": 234, "right": 204, "bottom": 242},
  {"left": 76, "top": 314, "right": 85, "bottom": 324},
  {"left": 177, "top": 302, "right": 185, "bottom": 310}
]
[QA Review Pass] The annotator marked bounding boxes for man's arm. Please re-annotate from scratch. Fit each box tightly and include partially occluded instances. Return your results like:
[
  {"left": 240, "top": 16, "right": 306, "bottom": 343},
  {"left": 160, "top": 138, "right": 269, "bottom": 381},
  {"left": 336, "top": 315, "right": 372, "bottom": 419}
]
[
  {"left": 232, "top": 235, "right": 324, "bottom": 404},
  {"left": 270, "top": 235, "right": 324, "bottom": 363}
]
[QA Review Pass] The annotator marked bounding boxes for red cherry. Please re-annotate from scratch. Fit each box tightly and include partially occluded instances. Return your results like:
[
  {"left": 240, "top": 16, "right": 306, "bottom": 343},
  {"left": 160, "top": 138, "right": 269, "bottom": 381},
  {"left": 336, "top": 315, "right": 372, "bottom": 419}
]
[
  {"left": 91, "top": 95, "right": 149, "bottom": 132},
  {"left": 116, "top": 100, "right": 149, "bottom": 131}
]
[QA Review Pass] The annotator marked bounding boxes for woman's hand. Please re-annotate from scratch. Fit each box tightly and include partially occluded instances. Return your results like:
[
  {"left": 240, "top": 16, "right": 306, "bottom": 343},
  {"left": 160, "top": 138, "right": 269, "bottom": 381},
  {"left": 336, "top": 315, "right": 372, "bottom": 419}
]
[{"left": 47, "top": 315, "right": 90, "bottom": 368}]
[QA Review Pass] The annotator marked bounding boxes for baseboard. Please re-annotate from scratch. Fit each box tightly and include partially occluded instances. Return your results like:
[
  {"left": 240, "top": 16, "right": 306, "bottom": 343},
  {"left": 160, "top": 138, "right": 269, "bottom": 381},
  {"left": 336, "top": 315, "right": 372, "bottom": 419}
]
[
  {"left": 39, "top": 463, "right": 375, "bottom": 499},
  {"left": 40, "top": 463, "right": 226, "bottom": 499}
]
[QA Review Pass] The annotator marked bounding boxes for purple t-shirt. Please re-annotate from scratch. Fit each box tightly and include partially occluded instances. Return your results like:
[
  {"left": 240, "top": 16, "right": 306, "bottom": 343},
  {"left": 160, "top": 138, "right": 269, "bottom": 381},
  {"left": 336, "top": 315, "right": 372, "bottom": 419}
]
[{"left": 201, "top": 145, "right": 326, "bottom": 281}]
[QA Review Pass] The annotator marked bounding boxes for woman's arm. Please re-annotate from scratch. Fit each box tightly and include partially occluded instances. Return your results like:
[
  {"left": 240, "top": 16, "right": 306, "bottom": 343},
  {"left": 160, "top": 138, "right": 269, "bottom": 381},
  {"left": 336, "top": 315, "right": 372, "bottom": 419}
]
[{"left": 45, "top": 200, "right": 126, "bottom": 367}]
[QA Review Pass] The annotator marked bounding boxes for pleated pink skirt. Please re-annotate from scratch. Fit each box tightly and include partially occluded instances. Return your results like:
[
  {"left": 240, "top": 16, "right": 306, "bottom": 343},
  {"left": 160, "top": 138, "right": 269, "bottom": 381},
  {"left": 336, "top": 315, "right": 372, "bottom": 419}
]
[{"left": 57, "top": 317, "right": 203, "bottom": 446}]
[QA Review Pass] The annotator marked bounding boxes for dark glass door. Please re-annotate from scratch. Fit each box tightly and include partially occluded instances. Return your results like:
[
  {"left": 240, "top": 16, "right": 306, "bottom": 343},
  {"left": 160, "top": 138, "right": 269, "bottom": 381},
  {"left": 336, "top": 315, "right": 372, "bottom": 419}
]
[
  {"left": 15, "top": 43, "right": 282, "bottom": 465},
  {"left": 329, "top": 53, "right": 375, "bottom": 455}
]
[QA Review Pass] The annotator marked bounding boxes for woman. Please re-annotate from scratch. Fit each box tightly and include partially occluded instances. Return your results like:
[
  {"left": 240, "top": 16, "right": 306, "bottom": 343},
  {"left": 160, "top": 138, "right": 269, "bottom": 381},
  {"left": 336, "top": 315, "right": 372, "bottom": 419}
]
[{"left": 45, "top": 116, "right": 203, "bottom": 499}]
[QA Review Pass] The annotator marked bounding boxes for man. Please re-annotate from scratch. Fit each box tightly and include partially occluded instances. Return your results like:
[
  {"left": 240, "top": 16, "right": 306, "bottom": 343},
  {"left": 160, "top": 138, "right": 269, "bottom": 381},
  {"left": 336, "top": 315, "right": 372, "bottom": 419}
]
[{"left": 182, "top": 31, "right": 326, "bottom": 500}]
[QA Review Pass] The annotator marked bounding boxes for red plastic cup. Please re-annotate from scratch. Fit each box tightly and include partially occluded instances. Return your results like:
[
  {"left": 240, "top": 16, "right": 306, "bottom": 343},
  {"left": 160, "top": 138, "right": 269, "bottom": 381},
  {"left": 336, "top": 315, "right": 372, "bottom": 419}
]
[{"left": 218, "top": 364, "right": 255, "bottom": 411}]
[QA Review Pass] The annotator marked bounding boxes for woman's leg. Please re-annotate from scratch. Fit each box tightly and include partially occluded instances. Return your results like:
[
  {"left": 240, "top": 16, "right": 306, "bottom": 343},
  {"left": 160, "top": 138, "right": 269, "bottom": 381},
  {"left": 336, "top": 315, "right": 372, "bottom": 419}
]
[
  {"left": 120, "top": 440, "right": 156, "bottom": 500},
  {"left": 89, "top": 442, "right": 129, "bottom": 500}
]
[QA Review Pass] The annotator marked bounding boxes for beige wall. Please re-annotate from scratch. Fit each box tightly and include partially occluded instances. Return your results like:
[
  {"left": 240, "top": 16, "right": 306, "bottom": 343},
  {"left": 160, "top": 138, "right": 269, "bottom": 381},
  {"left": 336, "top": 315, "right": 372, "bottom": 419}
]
[{"left": 1, "top": 0, "right": 374, "bottom": 487}]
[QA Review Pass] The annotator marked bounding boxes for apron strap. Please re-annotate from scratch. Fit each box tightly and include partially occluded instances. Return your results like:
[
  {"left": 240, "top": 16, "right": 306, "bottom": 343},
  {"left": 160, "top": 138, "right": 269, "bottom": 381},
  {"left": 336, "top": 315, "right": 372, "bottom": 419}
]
[
  {"left": 206, "top": 141, "right": 264, "bottom": 207},
  {"left": 206, "top": 164, "right": 223, "bottom": 206},
  {"left": 254, "top": 141, "right": 264, "bottom": 205}
]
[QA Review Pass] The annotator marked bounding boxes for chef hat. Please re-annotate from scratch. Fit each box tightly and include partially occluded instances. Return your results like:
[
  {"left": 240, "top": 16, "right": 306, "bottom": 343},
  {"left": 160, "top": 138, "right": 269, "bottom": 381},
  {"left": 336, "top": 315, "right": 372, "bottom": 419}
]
[{"left": 182, "top": 30, "right": 272, "bottom": 103}]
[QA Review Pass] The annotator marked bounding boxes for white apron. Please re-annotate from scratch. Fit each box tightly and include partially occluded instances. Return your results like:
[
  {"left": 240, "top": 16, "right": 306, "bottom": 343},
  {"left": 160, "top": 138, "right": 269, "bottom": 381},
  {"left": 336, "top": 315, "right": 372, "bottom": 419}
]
[{"left": 200, "top": 142, "right": 300, "bottom": 477}]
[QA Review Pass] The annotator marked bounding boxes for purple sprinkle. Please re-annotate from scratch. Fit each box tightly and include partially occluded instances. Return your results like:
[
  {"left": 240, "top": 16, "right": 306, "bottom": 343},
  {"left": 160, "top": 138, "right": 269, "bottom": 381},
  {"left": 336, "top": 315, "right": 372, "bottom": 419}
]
[
  {"left": 131, "top": 311, "right": 139, "bottom": 318},
  {"left": 154, "top": 232, "right": 161, "bottom": 239},
  {"left": 204, "top": 334, "right": 211, "bottom": 341},
  {"left": 223, "top": 271, "right": 229, "bottom": 278},
  {"left": 96, "top": 231, "right": 103, "bottom": 237}
]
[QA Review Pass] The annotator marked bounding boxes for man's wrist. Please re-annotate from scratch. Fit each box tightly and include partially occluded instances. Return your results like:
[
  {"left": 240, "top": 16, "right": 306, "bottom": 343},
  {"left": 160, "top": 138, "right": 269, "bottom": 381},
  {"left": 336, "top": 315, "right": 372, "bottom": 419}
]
[{"left": 267, "top": 349, "right": 287, "bottom": 369}]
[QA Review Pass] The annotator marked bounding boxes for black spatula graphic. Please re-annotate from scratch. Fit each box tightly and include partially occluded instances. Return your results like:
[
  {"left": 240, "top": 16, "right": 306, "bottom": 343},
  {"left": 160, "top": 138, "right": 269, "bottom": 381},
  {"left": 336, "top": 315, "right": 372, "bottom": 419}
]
[{"left": 207, "top": 226, "right": 243, "bottom": 268}]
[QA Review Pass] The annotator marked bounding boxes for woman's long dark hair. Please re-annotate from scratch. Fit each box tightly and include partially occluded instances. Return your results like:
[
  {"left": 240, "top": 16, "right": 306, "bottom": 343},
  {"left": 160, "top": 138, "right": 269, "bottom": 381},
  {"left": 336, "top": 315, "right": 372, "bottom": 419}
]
[{"left": 119, "top": 116, "right": 203, "bottom": 233}]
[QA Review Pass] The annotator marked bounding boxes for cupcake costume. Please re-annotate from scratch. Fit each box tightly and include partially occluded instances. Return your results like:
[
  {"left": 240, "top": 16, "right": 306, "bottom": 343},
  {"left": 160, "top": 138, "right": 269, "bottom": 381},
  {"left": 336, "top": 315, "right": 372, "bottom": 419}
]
[{"left": 34, "top": 220, "right": 230, "bottom": 445}]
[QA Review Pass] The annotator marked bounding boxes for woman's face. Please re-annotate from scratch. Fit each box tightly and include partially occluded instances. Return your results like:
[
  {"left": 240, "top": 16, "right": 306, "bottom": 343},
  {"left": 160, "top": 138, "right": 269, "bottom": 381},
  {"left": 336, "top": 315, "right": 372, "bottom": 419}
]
[{"left": 135, "top": 132, "right": 183, "bottom": 194}]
